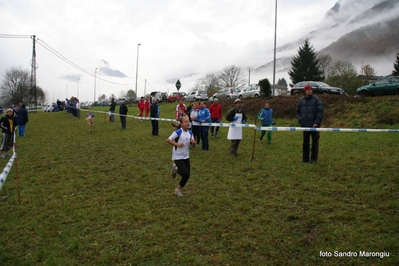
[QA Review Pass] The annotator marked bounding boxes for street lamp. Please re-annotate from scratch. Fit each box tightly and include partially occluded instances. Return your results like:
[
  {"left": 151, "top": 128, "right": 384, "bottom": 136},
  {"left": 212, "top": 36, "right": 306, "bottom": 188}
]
[
  {"left": 77, "top": 78, "right": 80, "bottom": 99},
  {"left": 94, "top": 68, "right": 97, "bottom": 103},
  {"left": 135, "top": 43, "right": 141, "bottom": 98},
  {"left": 272, "top": 0, "right": 278, "bottom": 96}
]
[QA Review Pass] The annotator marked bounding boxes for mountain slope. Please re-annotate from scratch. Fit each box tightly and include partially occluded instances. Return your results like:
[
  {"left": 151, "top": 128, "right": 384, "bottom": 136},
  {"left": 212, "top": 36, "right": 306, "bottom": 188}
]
[{"left": 255, "top": 0, "right": 399, "bottom": 76}]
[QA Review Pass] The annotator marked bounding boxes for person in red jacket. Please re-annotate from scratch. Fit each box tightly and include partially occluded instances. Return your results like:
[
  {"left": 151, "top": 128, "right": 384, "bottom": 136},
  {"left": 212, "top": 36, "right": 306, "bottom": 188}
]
[
  {"left": 175, "top": 99, "right": 187, "bottom": 121},
  {"left": 137, "top": 97, "right": 145, "bottom": 120},
  {"left": 144, "top": 96, "right": 150, "bottom": 118},
  {"left": 209, "top": 98, "right": 222, "bottom": 137}
]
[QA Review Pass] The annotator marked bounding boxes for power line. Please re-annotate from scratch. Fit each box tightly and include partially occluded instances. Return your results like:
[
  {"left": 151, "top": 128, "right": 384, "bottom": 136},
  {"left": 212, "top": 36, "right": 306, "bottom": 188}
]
[
  {"left": 35, "top": 38, "right": 135, "bottom": 86},
  {"left": 0, "top": 33, "right": 31, "bottom": 39}
]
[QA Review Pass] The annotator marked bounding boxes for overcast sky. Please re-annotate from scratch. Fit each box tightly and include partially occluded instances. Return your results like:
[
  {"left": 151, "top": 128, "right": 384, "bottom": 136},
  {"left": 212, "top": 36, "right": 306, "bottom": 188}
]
[{"left": 1, "top": 0, "right": 344, "bottom": 103}]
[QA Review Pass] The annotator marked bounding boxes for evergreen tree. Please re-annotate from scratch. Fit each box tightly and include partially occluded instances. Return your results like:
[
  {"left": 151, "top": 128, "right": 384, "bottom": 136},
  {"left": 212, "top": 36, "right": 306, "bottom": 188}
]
[
  {"left": 393, "top": 51, "right": 399, "bottom": 76},
  {"left": 277, "top": 77, "right": 287, "bottom": 87},
  {"left": 258, "top": 78, "right": 271, "bottom": 97},
  {"left": 288, "top": 39, "right": 324, "bottom": 84}
]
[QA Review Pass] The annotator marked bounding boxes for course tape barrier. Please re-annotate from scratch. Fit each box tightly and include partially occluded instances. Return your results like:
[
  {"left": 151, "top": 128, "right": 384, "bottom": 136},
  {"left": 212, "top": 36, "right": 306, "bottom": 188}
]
[
  {"left": 0, "top": 130, "right": 17, "bottom": 191},
  {"left": 89, "top": 110, "right": 399, "bottom": 133}
]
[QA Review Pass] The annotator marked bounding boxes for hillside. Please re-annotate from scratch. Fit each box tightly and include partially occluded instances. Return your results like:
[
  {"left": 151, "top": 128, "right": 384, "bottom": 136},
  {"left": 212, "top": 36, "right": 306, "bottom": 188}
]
[
  {"left": 255, "top": 0, "right": 399, "bottom": 76},
  {"left": 216, "top": 95, "right": 399, "bottom": 129}
]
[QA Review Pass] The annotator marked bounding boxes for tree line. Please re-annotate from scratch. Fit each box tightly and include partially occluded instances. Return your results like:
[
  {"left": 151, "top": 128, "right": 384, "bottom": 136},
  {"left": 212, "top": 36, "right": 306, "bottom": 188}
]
[
  {"left": 2, "top": 41, "right": 398, "bottom": 105},
  {"left": 288, "top": 39, "right": 399, "bottom": 95}
]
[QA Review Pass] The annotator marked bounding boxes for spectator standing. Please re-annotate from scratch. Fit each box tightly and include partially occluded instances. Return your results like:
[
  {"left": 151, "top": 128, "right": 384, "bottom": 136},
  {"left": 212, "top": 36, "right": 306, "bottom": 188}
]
[
  {"left": 167, "top": 115, "right": 196, "bottom": 197},
  {"left": 195, "top": 101, "right": 211, "bottom": 151},
  {"left": 109, "top": 98, "right": 116, "bottom": 122},
  {"left": 175, "top": 99, "right": 187, "bottom": 121},
  {"left": 0, "top": 109, "right": 16, "bottom": 158},
  {"left": 226, "top": 99, "right": 247, "bottom": 156},
  {"left": 119, "top": 100, "right": 128, "bottom": 130},
  {"left": 189, "top": 102, "right": 200, "bottom": 146},
  {"left": 296, "top": 84, "right": 323, "bottom": 163},
  {"left": 144, "top": 96, "right": 151, "bottom": 118},
  {"left": 150, "top": 98, "right": 160, "bottom": 136},
  {"left": 257, "top": 101, "right": 274, "bottom": 144},
  {"left": 209, "top": 98, "right": 222, "bottom": 137},
  {"left": 137, "top": 97, "right": 145, "bottom": 120},
  {"left": 17, "top": 104, "right": 29, "bottom": 137}
]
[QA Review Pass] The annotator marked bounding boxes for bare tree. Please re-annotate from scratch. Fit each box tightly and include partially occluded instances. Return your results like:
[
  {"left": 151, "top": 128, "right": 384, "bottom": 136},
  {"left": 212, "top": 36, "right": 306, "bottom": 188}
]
[
  {"left": 126, "top": 89, "right": 136, "bottom": 98},
  {"left": 98, "top": 94, "right": 107, "bottom": 101},
  {"left": 317, "top": 54, "right": 332, "bottom": 79},
  {"left": 326, "top": 61, "right": 360, "bottom": 94},
  {"left": 361, "top": 64, "right": 377, "bottom": 80},
  {"left": 194, "top": 73, "right": 221, "bottom": 96},
  {"left": 219, "top": 65, "right": 247, "bottom": 89},
  {"left": 0, "top": 67, "right": 31, "bottom": 105}
]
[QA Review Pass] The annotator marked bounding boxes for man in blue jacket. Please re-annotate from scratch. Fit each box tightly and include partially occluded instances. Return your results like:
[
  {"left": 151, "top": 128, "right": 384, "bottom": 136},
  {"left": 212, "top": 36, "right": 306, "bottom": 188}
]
[
  {"left": 195, "top": 101, "right": 211, "bottom": 151},
  {"left": 17, "top": 104, "right": 29, "bottom": 137},
  {"left": 296, "top": 85, "right": 323, "bottom": 163}
]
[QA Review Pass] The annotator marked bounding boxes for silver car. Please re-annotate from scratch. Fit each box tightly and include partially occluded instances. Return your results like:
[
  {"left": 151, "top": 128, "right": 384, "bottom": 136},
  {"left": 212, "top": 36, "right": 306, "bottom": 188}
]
[
  {"left": 239, "top": 84, "right": 260, "bottom": 98},
  {"left": 212, "top": 87, "right": 241, "bottom": 99},
  {"left": 184, "top": 91, "right": 209, "bottom": 102}
]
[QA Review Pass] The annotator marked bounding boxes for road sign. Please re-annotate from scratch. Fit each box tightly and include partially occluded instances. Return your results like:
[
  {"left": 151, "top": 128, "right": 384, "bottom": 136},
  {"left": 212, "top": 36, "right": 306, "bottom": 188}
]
[{"left": 175, "top": 79, "right": 181, "bottom": 91}]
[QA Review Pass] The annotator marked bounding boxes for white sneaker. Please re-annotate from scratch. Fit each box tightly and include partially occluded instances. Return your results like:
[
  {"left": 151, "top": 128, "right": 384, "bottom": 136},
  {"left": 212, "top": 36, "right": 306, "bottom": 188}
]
[{"left": 174, "top": 188, "right": 183, "bottom": 197}]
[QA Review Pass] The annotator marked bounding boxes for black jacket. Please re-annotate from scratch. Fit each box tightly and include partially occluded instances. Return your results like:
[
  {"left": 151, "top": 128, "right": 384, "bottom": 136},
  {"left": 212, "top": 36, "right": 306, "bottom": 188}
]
[
  {"left": 17, "top": 107, "right": 29, "bottom": 125},
  {"left": 119, "top": 104, "right": 128, "bottom": 115},
  {"left": 296, "top": 95, "right": 323, "bottom": 127},
  {"left": 226, "top": 108, "right": 247, "bottom": 123},
  {"left": 0, "top": 115, "right": 17, "bottom": 134}
]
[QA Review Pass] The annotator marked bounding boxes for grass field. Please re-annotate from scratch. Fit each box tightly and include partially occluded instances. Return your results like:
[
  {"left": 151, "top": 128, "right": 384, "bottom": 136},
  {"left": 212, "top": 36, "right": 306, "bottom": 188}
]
[{"left": 0, "top": 98, "right": 398, "bottom": 265}]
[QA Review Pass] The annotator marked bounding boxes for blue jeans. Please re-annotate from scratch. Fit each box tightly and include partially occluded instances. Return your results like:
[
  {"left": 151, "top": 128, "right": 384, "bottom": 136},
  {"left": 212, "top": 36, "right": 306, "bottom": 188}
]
[{"left": 19, "top": 124, "right": 26, "bottom": 137}]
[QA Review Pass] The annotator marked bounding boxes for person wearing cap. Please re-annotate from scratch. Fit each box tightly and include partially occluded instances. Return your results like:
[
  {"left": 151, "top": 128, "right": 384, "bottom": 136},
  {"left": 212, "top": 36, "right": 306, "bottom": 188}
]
[
  {"left": 209, "top": 98, "right": 222, "bottom": 137},
  {"left": 119, "top": 100, "right": 128, "bottom": 130},
  {"left": 226, "top": 99, "right": 247, "bottom": 156},
  {"left": 296, "top": 84, "right": 324, "bottom": 163},
  {"left": 0, "top": 108, "right": 17, "bottom": 158}
]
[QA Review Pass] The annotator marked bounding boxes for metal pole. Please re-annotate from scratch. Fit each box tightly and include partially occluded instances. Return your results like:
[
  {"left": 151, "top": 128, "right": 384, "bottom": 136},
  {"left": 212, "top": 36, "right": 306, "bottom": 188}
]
[
  {"left": 94, "top": 68, "right": 97, "bottom": 102},
  {"left": 66, "top": 85, "right": 68, "bottom": 98},
  {"left": 135, "top": 43, "right": 141, "bottom": 98},
  {"left": 272, "top": 0, "right": 277, "bottom": 96},
  {"left": 77, "top": 78, "right": 80, "bottom": 99}
]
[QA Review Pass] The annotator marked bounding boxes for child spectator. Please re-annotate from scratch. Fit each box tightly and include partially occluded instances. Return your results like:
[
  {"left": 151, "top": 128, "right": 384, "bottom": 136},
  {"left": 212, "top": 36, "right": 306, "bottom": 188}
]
[{"left": 257, "top": 101, "right": 274, "bottom": 144}]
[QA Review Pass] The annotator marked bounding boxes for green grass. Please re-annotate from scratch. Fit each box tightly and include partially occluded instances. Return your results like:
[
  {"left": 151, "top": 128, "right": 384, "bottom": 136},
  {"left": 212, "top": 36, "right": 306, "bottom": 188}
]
[{"left": 0, "top": 99, "right": 398, "bottom": 265}]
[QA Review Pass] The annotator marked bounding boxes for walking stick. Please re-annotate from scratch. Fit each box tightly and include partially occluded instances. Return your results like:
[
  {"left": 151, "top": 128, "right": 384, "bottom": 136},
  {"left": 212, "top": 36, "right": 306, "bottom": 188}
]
[{"left": 251, "top": 118, "right": 257, "bottom": 161}]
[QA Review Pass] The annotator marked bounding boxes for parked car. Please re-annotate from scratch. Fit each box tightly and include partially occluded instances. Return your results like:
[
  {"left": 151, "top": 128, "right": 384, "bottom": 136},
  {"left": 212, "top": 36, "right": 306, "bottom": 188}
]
[
  {"left": 239, "top": 84, "right": 260, "bottom": 98},
  {"left": 212, "top": 87, "right": 241, "bottom": 99},
  {"left": 184, "top": 91, "right": 209, "bottom": 101},
  {"left": 167, "top": 92, "right": 187, "bottom": 102},
  {"left": 356, "top": 76, "right": 399, "bottom": 96},
  {"left": 150, "top": 91, "right": 162, "bottom": 102},
  {"left": 160, "top": 92, "right": 168, "bottom": 102},
  {"left": 290, "top": 81, "right": 345, "bottom": 95}
]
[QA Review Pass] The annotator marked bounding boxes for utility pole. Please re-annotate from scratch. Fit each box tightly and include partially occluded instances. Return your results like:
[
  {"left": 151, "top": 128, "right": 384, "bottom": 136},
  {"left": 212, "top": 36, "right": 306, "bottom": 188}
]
[
  {"left": 30, "top": 35, "right": 37, "bottom": 110},
  {"left": 248, "top": 68, "right": 251, "bottom": 86}
]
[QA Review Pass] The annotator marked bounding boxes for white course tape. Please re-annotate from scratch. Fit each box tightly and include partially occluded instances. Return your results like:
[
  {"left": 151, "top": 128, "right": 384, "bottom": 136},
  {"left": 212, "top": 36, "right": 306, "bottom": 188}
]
[
  {"left": 86, "top": 110, "right": 399, "bottom": 133},
  {"left": 0, "top": 152, "right": 16, "bottom": 191}
]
